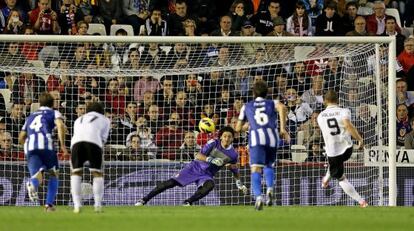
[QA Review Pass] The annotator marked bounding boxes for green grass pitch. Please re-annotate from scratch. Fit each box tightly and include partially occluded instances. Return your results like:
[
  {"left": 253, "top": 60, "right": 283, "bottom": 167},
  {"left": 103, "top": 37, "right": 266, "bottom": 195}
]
[{"left": 1, "top": 206, "right": 413, "bottom": 231}]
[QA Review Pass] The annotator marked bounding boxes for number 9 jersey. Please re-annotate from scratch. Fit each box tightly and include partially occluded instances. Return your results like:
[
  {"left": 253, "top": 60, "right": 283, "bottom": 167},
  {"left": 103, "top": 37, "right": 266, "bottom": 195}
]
[
  {"left": 238, "top": 97, "right": 279, "bottom": 148},
  {"left": 21, "top": 107, "right": 63, "bottom": 153},
  {"left": 317, "top": 105, "right": 353, "bottom": 157}
]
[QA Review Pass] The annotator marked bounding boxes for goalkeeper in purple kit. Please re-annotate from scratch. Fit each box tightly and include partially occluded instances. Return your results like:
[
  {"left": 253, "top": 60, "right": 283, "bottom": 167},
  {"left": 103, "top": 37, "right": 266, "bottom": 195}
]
[{"left": 135, "top": 126, "right": 248, "bottom": 206}]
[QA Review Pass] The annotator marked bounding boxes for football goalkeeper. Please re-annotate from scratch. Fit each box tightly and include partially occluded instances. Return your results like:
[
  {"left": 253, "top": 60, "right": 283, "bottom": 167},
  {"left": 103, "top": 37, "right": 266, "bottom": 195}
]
[{"left": 135, "top": 126, "right": 248, "bottom": 206}]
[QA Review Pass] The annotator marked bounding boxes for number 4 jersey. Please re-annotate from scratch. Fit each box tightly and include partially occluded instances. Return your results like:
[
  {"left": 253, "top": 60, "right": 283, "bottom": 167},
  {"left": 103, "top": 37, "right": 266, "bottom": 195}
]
[
  {"left": 21, "top": 106, "right": 63, "bottom": 153},
  {"left": 238, "top": 97, "right": 279, "bottom": 148},
  {"left": 317, "top": 105, "right": 353, "bottom": 157}
]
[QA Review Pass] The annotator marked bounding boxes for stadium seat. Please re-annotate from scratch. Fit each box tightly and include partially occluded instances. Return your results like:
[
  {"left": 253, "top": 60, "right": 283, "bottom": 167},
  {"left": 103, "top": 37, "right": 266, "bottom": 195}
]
[
  {"left": 0, "top": 89, "right": 12, "bottom": 112},
  {"left": 110, "top": 24, "right": 134, "bottom": 36},
  {"left": 88, "top": 23, "right": 107, "bottom": 36},
  {"left": 296, "top": 131, "right": 305, "bottom": 145},
  {"left": 291, "top": 145, "right": 308, "bottom": 163},
  {"left": 357, "top": 6, "right": 373, "bottom": 16},
  {"left": 385, "top": 8, "right": 402, "bottom": 28}
]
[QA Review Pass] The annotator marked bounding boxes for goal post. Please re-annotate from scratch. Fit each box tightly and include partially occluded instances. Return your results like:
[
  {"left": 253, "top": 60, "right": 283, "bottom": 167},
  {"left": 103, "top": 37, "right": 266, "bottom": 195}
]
[{"left": 0, "top": 35, "right": 397, "bottom": 206}]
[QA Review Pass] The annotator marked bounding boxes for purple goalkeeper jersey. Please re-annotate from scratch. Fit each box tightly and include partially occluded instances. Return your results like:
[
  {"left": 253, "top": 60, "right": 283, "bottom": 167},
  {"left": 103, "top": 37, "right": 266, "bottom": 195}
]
[{"left": 173, "top": 139, "right": 238, "bottom": 187}]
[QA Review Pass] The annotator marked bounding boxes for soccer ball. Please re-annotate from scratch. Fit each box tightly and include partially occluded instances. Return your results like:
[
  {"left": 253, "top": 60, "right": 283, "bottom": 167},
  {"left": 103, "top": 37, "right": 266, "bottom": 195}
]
[{"left": 199, "top": 118, "right": 216, "bottom": 133}]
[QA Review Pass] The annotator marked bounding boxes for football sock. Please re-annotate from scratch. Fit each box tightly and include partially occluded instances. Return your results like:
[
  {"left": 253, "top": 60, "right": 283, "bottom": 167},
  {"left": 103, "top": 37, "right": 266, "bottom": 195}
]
[
  {"left": 263, "top": 167, "right": 275, "bottom": 189},
  {"left": 93, "top": 177, "right": 104, "bottom": 207},
  {"left": 71, "top": 175, "right": 82, "bottom": 208},
  {"left": 143, "top": 179, "right": 178, "bottom": 202},
  {"left": 251, "top": 171, "right": 262, "bottom": 198},
  {"left": 30, "top": 177, "right": 40, "bottom": 189},
  {"left": 339, "top": 178, "right": 364, "bottom": 203},
  {"left": 186, "top": 180, "right": 215, "bottom": 204},
  {"left": 46, "top": 176, "right": 58, "bottom": 206}
]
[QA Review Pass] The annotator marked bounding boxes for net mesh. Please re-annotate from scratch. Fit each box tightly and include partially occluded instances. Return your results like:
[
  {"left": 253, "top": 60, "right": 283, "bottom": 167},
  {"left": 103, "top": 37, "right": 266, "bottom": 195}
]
[{"left": 0, "top": 37, "right": 391, "bottom": 206}]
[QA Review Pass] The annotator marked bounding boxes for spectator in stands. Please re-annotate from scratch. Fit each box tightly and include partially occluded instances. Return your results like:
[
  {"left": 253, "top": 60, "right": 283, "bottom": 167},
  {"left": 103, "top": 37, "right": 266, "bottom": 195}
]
[
  {"left": 250, "top": 0, "right": 282, "bottom": 36},
  {"left": 229, "top": 0, "right": 247, "bottom": 32},
  {"left": 366, "top": 0, "right": 401, "bottom": 35},
  {"left": 5, "top": 101, "right": 25, "bottom": 144},
  {"left": 301, "top": 75, "right": 324, "bottom": 111},
  {"left": 1, "top": 0, "right": 27, "bottom": 24},
  {"left": 346, "top": 16, "right": 372, "bottom": 36},
  {"left": 341, "top": 1, "right": 359, "bottom": 34},
  {"left": 188, "top": 0, "right": 217, "bottom": 34},
  {"left": 315, "top": 1, "right": 343, "bottom": 36},
  {"left": 323, "top": 57, "right": 342, "bottom": 92},
  {"left": 126, "top": 116, "right": 157, "bottom": 154},
  {"left": 4, "top": 9, "right": 24, "bottom": 34},
  {"left": 288, "top": 62, "right": 311, "bottom": 96},
  {"left": 139, "top": 8, "right": 167, "bottom": 36},
  {"left": 397, "top": 103, "right": 411, "bottom": 146},
  {"left": 0, "top": 131, "right": 24, "bottom": 161},
  {"left": 226, "top": 98, "right": 244, "bottom": 125},
  {"left": 210, "top": 15, "right": 240, "bottom": 36},
  {"left": 215, "top": 88, "right": 232, "bottom": 128},
  {"left": 167, "top": 0, "right": 195, "bottom": 36},
  {"left": 271, "top": 74, "right": 288, "bottom": 100},
  {"left": 155, "top": 76, "right": 175, "bottom": 114},
  {"left": 182, "top": 18, "right": 197, "bottom": 36},
  {"left": 184, "top": 74, "right": 203, "bottom": 108},
  {"left": 122, "top": 0, "right": 149, "bottom": 35},
  {"left": 136, "top": 91, "right": 155, "bottom": 116},
  {"left": 305, "top": 138, "right": 326, "bottom": 162},
  {"left": 354, "top": 103, "right": 378, "bottom": 147},
  {"left": 172, "top": 91, "right": 195, "bottom": 131},
  {"left": 397, "top": 79, "right": 414, "bottom": 107},
  {"left": 123, "top": 47, "right": 140, "bottom": 69},
  {"left": 0, "top": 42, "right": 27, "bottom": 67},
  {"left": 404, "top": 0, "right": 414, "bottom": 27},
  {"left": 21, "top": 26, "right": 42, "bottom": 61},
  {"left": 303, "top": 0, "right": 324, "bottom": 27},
  {"left": 133, "top": 74, "right": 160, "bottom": 103},
  {"left": 146, "top": 104, "right": 163, "bottom": 134},
  {"left": 234, "top": 68, "right": 252, "bottom": 99},
  {"left": 105, "top": 110, "right": 129, "bottom": 145},
  {"left": 106, "top": 78, "right": 126, "bottom": 115},
  {"left": 286, "top": 1, "right": 313, "bottom": 36},
  {"left": 405, "top": 117, "right": 414, "bottom": 149},
  {"left": 139, "top": 43, "right": 162, "bottom": 66},
  {"left": 105, "top": 28, "right": 130, "bottom": 70},
  {"left": 158, "top": 42, "right": 191, "bottom": 69},
  {"left": 208, "top": 45, "right": 232, "bottom": 67},
  {"left": 29, "top": 0, "right": 60, "bottom": 34},
  {"left": 267, "top": 17, "right": 294, "bottom": 36},
  {"left": 96, "top": 0, "right": 121, "bottom": 35},
  {"left": 397, "top": 38, "right": 414, "bottom": 74},
  {"left": 58, "top": 0, "right": 78, "bottom": 35},
  {"left": 300, "top": 110, "right": 321, "bottom": 148},
  {"left": 155, "top": 112, "right": 184, "bottom": 160},
  {"left": 12, "top": 71, "right": 45, "bottom": 106},
  {"left": 179, "top": 131, "right": 201, "bottom": 161},
  {"left": 127, "top": 134, "right": 156, "bottom": 161},
  {"left": 202, "top": 70, "right": 231, "bottom": 102},
  {"left": 76, "top": 20, "right": 89, "bottom": 35},
  {"left": 121, "top": 101, "right": 138, "bottom": 129},
  {"left": 382, "top": 16, "right": 405, "bottom": 55},
  {"left": 285, "top": 88, "right": 313, "bottom": 125},
  {"left": 76, "top": 0, "right": 96, "bottom": 24}
]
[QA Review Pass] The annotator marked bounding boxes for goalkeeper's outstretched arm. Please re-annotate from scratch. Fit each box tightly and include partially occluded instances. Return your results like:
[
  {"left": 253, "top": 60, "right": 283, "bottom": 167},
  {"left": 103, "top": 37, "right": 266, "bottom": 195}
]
[{"left": 229, "top": 164, "right": 248, "bottom": 194}]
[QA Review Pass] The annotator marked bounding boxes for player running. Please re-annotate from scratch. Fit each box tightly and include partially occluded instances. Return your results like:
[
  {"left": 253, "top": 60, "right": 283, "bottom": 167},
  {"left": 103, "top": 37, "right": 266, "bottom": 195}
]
[
  {"left": 135, "top": 126, "right": 248, "bottom": 206},
  {"left": 317, "top": 90, "right": 368, "bottom": 207},
  {"left": 19, "top": 92, "right": 68, "bottom": 211}
]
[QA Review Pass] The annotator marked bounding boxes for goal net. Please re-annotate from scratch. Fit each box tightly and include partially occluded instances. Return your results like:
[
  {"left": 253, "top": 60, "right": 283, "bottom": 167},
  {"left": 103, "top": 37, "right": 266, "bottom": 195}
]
[{"left": 0, "top": 35, "right": 397, "bottom": 206}]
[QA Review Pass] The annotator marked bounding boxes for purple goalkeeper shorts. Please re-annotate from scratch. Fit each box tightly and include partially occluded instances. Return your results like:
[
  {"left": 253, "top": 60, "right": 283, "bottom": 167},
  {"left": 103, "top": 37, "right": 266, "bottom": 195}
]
[{"left": 173, "top": 161, "right": 213, "bottom": 187}]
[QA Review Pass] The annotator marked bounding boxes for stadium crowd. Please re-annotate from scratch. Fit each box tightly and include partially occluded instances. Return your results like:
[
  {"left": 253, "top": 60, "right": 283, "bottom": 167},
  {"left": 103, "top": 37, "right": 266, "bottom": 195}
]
[{"left": 0, "top": 0, "right": 413, "bottom": 163}]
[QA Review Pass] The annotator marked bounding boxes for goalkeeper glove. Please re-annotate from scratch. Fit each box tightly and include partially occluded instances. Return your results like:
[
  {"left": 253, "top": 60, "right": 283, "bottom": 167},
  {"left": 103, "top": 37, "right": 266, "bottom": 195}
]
[
  {"left": 235, "top": 180, "right": 248, "bottom": 195},
  {"left": 206, "top": 157, "right": 224, "bottom": 166}
]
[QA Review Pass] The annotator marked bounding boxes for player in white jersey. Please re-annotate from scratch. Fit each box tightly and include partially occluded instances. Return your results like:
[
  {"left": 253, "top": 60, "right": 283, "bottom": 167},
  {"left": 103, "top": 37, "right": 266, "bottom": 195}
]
[
  {"left": 317, "top": 90, "right": 368, "bottom": 208},
  {"left": 70, "top": 102, "right": 110, "bottom": 213}
]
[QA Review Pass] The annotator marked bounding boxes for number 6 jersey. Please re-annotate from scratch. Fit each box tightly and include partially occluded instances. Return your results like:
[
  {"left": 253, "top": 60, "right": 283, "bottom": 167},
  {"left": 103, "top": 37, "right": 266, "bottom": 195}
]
[
  {"left": 238, "top": 97, "right": 279, "bottom": 148},
  {"left": 317, "top": 105, "right": 353, "bottom": 157}
]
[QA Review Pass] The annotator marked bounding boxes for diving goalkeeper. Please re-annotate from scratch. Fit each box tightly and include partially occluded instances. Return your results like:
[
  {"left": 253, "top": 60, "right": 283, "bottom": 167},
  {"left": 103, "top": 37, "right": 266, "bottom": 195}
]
[{"left": 135, "top": 126, "right": 248, "bottom": 206}]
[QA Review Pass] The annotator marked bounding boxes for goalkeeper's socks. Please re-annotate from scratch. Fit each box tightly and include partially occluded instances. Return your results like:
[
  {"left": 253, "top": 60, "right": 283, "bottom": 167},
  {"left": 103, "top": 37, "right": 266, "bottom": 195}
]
[
  {"left": 30, "top": 177, "right": 40, "bottom": 189},
  {"left": 263, "top": 167, "right": 275, "bottom": 188},
  {"left": 339, "top": 178, "right": 363, "bottom": 203},
  {"left": 70, "top": 175, "right": 82, "bottom": 208},
  {"left": 251, "top": 172, "right": 262, "bottom": 198},
  {"left": 93, "top": 177, "right": 104, "bottom": 208},
  {"left": 46, "top": 176, "right": 59, "bottom": 206}
]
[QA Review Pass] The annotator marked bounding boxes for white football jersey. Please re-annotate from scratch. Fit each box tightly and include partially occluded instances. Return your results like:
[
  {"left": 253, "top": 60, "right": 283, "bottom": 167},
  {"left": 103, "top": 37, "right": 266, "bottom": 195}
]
[
  {"left": 317, "top": 105, "right": 353, "bottom": 157},
  {"left": 71, "top": 112, "right": 110, "bottom": 149}
]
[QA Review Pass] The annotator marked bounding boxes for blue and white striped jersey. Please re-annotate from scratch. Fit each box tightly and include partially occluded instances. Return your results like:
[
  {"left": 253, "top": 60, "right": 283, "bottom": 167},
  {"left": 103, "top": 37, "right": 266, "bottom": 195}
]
[
  {"left": 238, "top": 97, "right": 279, "bottom": 148},
  {"left": 21, "top": 106, "right": 63, "bottom": 153}
]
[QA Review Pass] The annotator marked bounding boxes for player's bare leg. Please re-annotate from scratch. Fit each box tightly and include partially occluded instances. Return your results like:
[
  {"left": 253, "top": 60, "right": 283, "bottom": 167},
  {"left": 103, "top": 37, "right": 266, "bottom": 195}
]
[
  {"left": 92, "top": 170, "right": 104, "bottom": 213},
  {"left": 338, "top": 175, "right": 367, "bottom": 208},
  {"left": 71, "top": 170, "right": 83, "bottom": 213}
]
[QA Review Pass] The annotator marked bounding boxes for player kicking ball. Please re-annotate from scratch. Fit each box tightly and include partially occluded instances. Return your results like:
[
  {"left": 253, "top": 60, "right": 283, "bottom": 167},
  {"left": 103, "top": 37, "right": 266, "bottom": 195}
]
[
  {"left": 70, "top": 102, "right": 110, "bottom": 213},
  {"left": 317, "top": 90, "right": 368, "bottom": 208},
  {"left": 135, "top": 126, "right": 248, "bottom": 206},
  {"left": 19, "top": 92, "right": 68, "bottom": 211}
]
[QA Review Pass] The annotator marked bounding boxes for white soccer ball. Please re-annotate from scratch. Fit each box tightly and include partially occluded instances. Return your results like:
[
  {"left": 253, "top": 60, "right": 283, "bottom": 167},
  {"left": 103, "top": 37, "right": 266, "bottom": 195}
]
[{"left": 81, "top": 182, "right": 93, "bottom": 196}]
